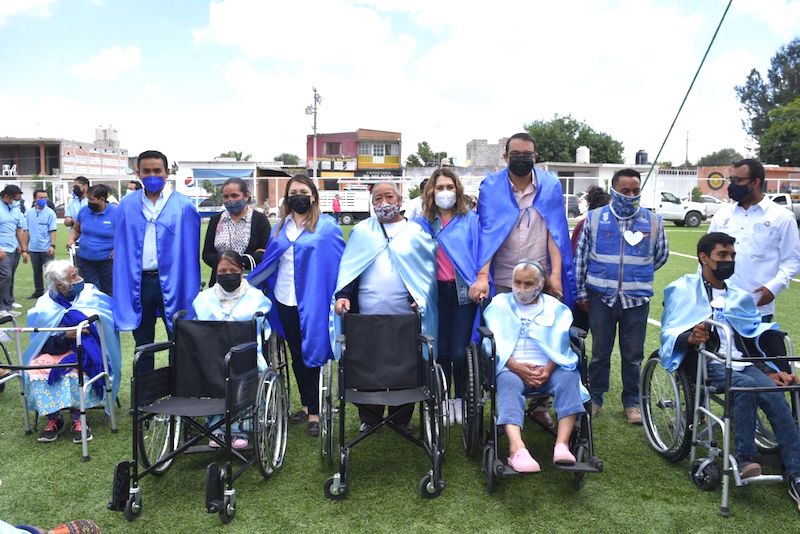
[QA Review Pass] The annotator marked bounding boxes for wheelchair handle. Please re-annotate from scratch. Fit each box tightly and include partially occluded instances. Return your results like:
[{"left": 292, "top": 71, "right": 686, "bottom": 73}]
[{"left": 477, "top": 326, "right": 494, "bottom": 340}]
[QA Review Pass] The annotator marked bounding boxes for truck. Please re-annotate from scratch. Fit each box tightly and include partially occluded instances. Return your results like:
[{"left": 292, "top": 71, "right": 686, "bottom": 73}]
[
  {"left": 766, "top": 193, "right": 800, "bottom": 224},
  {"left": 318, "top": 190, "right": 371, "bottom": 225},
  {"left": 643, "top": 190, "right": 707, "bottom": 227}
]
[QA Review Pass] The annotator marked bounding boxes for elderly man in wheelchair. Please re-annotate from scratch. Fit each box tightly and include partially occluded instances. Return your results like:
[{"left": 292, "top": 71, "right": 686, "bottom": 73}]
[{"left": 656, "top": 232, "right": 800, "bottom": 512}]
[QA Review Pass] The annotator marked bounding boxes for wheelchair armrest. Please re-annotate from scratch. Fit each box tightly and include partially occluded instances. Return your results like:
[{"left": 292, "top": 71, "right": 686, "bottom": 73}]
[
  {"left": 0, "top": 315, "right": 13, "bottom": 325},
  {"left": 172, "top": 310, "right": 189, "bottom": 324},
  {"left": 418, "top": 333, "right": 434, "bottom": 343},
  {"left": 478, "top": 326, "right": 494, "bottom": 339},
  {"left": 229, "top": 341, "right": 258, "bottom": 354},
  {"left": 569, "top": 326, "right": 588, "bottom": 339},
  {"left": 133, "top": 341, "right": 174, "bottom": 357}
]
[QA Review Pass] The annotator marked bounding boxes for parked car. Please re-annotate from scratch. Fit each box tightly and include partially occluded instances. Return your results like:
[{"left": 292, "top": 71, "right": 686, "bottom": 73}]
[
  {"left": 698, "top": 195, "right": 725, "bottom": 217},
  {"left": 647, "top": 191, "right": 707, "bottom": 227},
  {"left": 563, "top": 194, "right": 581, "bottom": 218},
  {"left": 767, "top": 193, "right": 800, "bottom": 224}
]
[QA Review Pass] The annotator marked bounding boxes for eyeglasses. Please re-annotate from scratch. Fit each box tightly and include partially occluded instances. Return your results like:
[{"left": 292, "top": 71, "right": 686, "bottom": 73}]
[
  {"left": 508, "top": 151, "right": 535, "bottom": 159},
  {"left": 726, "top": 176, "right": 753, "bottom": 185}
]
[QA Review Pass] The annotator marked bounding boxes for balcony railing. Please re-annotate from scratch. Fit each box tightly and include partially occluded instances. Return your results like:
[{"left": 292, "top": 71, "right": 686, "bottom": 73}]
[{"left": 357, "top": 155, "right": 401, "bottom": 168}]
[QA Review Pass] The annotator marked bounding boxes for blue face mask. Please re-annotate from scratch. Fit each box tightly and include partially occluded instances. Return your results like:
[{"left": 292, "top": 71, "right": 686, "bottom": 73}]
[
  {"left": 9, "top": 200, "right": 19, "bottom": 209},
  {"left": 224, "top": 199, "right": 247, "bottom": 215},
  {"left": 65, "top": 280, "right": 84, "bottom": 301},
  {"left": 609, "top": 188, "right": 640, "bottom": 219},
  {"left": 35, "top": 199, "right": 48, "bottom": 208},
  {"left": 142, "top": 175, "right": 166, "bottom": 194}
]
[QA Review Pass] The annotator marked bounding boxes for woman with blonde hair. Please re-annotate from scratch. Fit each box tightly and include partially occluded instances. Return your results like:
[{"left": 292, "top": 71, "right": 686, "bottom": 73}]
[{"left": 248, "top": 175, "right": 344, "bottom": 437}]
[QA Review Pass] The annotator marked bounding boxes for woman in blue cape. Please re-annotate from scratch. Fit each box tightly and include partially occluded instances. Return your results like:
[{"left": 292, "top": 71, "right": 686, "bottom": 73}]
[
  {"left": 414, "top": 167, "right": 486, "bottom": 425},
  {"left": 193, "top": 251, "right": 272, "bottom": 449},
  {"left": 248, "top": 175, "right": 344, "bottom": 438},
  {"left": 23, "top": 260, "right": 121, "bottom": 444}
]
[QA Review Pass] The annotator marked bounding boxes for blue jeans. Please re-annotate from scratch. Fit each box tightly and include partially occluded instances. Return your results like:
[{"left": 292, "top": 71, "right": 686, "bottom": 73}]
[
  {"left": 76, "top": 256, "right": 113, "bottom": 296},
  {"left": 587, "top": 292, "right": 649, "bottom": 408},
  {"left": 706, "top": 364, "right": 800, "bottom": 477},
  {"left": 496, "top": 367, "right": 586, "bottom": 428},
  {"left": 437, "top": 281, "right": 476, "bottom": 399}
]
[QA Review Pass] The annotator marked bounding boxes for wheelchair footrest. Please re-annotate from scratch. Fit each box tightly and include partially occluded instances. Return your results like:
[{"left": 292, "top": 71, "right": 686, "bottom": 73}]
[
  {"left": 205, "top": 463, "right": 223, "bottom": 513},
  {"left": 553, "top": 460, "right": 603, "bottom": 474},
  {"left": 108, "top": 461, "right": 131, "bottom": 511}
]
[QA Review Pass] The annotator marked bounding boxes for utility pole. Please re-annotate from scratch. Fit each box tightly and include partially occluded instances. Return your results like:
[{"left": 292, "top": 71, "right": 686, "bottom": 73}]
[
  {"left": 305, "top": 87, "right": 322, "bottom": 181},
  {"left": 685, "top": 130, "right": 689, "bottom": 166}
]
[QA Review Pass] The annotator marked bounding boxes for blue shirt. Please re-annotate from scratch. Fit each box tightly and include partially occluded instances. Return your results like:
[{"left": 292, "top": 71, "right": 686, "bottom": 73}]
[
  {"left": 0, "top": 202, "right": 25, "bottom": 253},
  {"left": 75, "top": 204, "right": 118, "bottom": 261},
  {"left": 26, "top": 206, "right": 57, "bottom": 252},
  {"left": 141, "top": 188, "right": 172, "bottom": 271},
  {"left": 66, "top": 196, "right": 88, "bottom": 218}
]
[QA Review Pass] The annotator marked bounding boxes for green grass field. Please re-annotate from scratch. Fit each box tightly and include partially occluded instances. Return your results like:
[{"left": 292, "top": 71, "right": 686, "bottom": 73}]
[{"left": 1, "top": 223, "right": 799, "bottom": 533}]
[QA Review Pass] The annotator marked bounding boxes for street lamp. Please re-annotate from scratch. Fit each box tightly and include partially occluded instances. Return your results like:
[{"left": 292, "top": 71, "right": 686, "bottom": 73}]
[{"left": 305, "top": 87, "right": 322, "bottom": 180}]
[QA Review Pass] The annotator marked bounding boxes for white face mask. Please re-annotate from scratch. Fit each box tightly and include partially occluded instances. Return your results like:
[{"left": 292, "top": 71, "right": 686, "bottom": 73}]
[
  {"left": 513, "top": 285, "right": 542, "bottom": 305},
  {"left": 434, "top": 190, "right": 456, "bottom": 210}
]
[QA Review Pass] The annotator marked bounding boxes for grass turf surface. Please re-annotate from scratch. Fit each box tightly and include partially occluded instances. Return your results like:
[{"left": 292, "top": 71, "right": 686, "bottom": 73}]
[{"left": 0, "top": 223, "right": 799, "bottom": 533}]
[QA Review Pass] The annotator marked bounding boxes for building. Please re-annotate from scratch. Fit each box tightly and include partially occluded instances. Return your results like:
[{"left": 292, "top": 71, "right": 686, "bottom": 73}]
[
  {"left": 697, "top": 165, "right": 800, "bottom": 199},
  {"left": 465, "top": 138, "right": 507, "bottom": 167},
  {"left": 306, "top": 128, "right": 402, "bottom": 190}
]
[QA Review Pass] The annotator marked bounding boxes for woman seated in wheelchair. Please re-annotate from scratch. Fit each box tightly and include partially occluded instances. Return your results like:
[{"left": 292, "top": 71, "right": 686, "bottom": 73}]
[
  {"left": 24, "top": 260, "right": 120, "bottom": 444},
  {"left": 661, "top": 232, "right": 800, "bottom": 506},
  {"left": 485, "top": 260, "right": 586, "bottom": 473},
  {"left": 192, "top": 250, "right": 272, "bottom": 449}
]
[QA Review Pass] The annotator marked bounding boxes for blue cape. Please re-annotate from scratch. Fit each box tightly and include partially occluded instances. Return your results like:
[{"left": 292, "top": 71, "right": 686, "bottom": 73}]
[
  {"left": 660, "top": 270, "right": 778, "bottom": 372},
  {"left": 23, "top": 284, "right": 122, "bottom": 411},
  {"left": 192, "top": 283, "right": 272, "bottom": 368},
  {"left": 330, "top": 218, "right": 437, "bottom": 359},
  {"left": 477, "top": 168, "right": 577, "bottom": 308},
  {"left": 113, "top": 190, "right": 200, "bottom": 332},
  {"left": 414, "top": 210, "right": 481, "bottom": 285},
  {"left": 248, "top": 214, "right": 344, "bottom": 367}
]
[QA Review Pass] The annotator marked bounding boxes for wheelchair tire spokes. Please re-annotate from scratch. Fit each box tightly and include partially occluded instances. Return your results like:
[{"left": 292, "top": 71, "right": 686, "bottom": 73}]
[
  {"left": 137, "top": 414, "right": 181, "bottom": 475},
  {"left": 641, "top": 353, "right": 693, "bottom": 463},
  {"left": 462, "top": 344, "right": 484, "bottom": 457},
  {"left": 254, "top": 371, "right": 287, "bottom": 479},
  {"left": 754, "top": 407, "right": 780, "bottom": 454},
  {"left": 319, "top": 361, "right": 336, "bottom": 465}
]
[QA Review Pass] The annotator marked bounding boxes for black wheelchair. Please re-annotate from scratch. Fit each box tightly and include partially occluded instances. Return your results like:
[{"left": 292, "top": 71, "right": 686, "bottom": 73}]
[
  {"left": 321, "top": 312, "right": 448, "bottom": 499},
  {"left": 109, "top": 312, "right": 289, "bottom": 524},
  {"left": 640, "top": 319, "right": 800, "bottom": 516},
  {"left": 462, "top": 325, "right": 603, "bottom": 492}
]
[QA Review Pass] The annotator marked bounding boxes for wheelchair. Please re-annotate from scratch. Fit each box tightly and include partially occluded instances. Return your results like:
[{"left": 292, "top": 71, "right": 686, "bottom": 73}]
[
  {"left": 321, "top": 312, "right": 448, "bottom": 499},
  {"left": 462, "top": 325, "right": 603, "bottom": 492},
  {"left": 640, "top": 318, "right": 800, "bottom": 516},
  {"left": 109, "top": 311, "right": 289, "bottom": 524},
  {"left": 0, "top": 314, "right": 118, "bottom": 460}
]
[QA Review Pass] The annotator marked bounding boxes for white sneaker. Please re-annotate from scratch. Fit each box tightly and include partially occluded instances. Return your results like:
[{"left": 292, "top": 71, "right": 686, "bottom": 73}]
[
  {"left": 11, "top": 303, "right": 21, "bottom": 309},
  {"left": 453, "top": 398, "right": 463, "bottom": 425},
  {"left": 0, "top": 310, "right": 20, "bottom": 318}
]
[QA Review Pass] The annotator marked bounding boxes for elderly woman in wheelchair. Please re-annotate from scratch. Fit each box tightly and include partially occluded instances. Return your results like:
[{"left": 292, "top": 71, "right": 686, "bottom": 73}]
[
  {"left": 651, "top": 232, "right": 800, "bottom": 513},
  {"left": 485, "top": 261, "right": 586, "bottom": 472}
]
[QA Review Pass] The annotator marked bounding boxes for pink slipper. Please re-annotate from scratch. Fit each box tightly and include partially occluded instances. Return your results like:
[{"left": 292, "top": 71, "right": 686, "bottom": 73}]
[
  {"left": 232, "top": 436, "right": 249, "bottom": 450},
  {"left": 507, "top": 448, "right": 541, "bottom": 473},
  {"left": 553, "top": 442, "right": 576, "bottom": 465}
]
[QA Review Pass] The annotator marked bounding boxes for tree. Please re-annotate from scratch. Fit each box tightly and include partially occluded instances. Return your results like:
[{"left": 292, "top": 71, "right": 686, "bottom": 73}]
[
  {"left": 735, "top": 37, "right": 800, "bottom": 139},
  {"left": 217, "top": 150, "right": 252, "bottom": 161},
  {"left": 759, "top": 95, "right": 800, "bottom": 167},
  {"left": 274, "top": 153, "right": 300, "bottom": 165},
  {"left": 405, "top": 141, "right": 448, "bottom": 167},
  {"left": 201, "top": 179, "right": 222, "bottom": 205},
  {"left": 170, "top": 162, "right": 178, "bottom": 175},
  {"left": 524, "top": 115, "right": 624, "bottom": 163},
  {"left": 691, "top": 186, "right": 702, "bottom": 202},
  {"left": 696, "top": 148, "right": 744, "bottom": 166}
]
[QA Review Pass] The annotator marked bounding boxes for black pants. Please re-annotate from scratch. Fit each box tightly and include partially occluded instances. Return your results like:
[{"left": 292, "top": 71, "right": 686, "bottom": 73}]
[
  {"left": 29, "top": 251, "right": 53, "bottom": 296},
  {"left": 132, "top": 272, "right": 169, "bottom": 354},
  {"left": 276, "top": 302, "right": 320, "bottom": 415},
  {"left": 357, "top": 403, "right": 414, "bottom": 426},
  {"left": 76, "top": 256, "right": 113, "bottom": 296}
]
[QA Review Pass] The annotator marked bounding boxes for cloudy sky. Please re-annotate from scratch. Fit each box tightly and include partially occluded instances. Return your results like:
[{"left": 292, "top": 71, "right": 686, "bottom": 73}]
[{"left": 1, "top": 0, "right": 798, "bottom": 166}]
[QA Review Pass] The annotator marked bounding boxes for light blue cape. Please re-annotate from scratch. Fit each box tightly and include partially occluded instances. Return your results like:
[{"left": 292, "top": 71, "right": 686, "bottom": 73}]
[
  {"left": 248, "top": 214, "right": 344, "bottom": 367},
  {"left": 23, "top": 284, "right": 122, "bottom": 412},
  {"left": 329, "top": 217, "right": 437, "bottom": 359},
  {"left": 660, "top": 270, "right": 777, "bottom": 372}
]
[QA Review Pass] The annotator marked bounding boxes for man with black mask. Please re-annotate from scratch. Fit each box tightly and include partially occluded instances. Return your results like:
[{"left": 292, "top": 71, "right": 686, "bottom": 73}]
[
  {"left": 64, "top": 176, "right": 89, "bottom": 228},
  {"left": 709, "top": 159, "right": 800, "bottom": 322},
  {"left": 660, "top": 232, "right": 800, "bottom": 503}
]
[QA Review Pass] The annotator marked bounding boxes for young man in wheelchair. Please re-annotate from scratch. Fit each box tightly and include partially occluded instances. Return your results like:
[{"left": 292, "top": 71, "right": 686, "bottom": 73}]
[
  {"left": 484, "top": 260, "right": 586, "bottom": 472},
  {"left": 661, "top": 232, "right": 800, "bottom": 507}
]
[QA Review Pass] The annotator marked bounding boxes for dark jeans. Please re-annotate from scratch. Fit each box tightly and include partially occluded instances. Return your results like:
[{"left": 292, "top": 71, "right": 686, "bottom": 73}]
[
  {"left": 587, "top": 292, "right": 649, "bottom": 408},
  {"left": 706, "top": 364, "right": 800, "bottom": 477},
  {"left": 10, "top": 250, "right": 20, "bottom": 302},
  {"left": 76, "top": 256, "right": 113, "bottom": 296},
  {"left": 0, "top": 252, "right": 18, "bottom": 310},
  {"left": 29, "top": 251, "right": 53, "bottom": 295},
  {"left": 437, "top": 281, "right": 476, "bottom": 399},
  {"left": 276, "top": 302, "right": 320, "bottom": 415},
  {"left": 132, "top": 271, "right": 170, "bottom": 353},
  {"left": 358, "top": 403, "right": 414, "bottom": 426},
  {"left": 762, "top": 314, "right": 774, "bottom": 323}
]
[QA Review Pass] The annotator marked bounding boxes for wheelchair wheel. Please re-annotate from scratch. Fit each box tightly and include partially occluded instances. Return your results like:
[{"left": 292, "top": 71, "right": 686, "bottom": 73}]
[
  {"left": 462, "top": 344, "right": 483, "bottom": 457},
  {"left": 318, "top": 361, "right": 336, "bottom": 465},
  {"left": 418, "top": 473, "right": 443, "bottom": 499},
  {"left": 689, "top": 459, "right": 721, "bottom": 491},
  {"left": 0, "top": 341, "right": 12, "bottom": 393},
  {"left": 270, "top": 336, "right": 291, "bottom": 416},
  {"left": 435, "top": 363, "right": 450, "bottom": 454},
  {"left": 754, "top": 407, "right": 780, "bottom": 454},
  {"left": 137, "top": 414, "right": 181, "bottom": 475},
  {"left": 254, "top": 372, "right": 288, "bottom": 478},
  {"left": 324, "top": 475, "right": 347, "bottom": 500},
  {"left": 123, "top": 496, "right": 141, "bottom": 522},
  {"left": 640, "top": 352, "right": 693, "bottom": 463}
]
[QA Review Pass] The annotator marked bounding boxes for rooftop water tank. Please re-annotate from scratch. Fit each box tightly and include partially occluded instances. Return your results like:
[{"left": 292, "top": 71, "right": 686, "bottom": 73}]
[
  {"left": 576, "top": 146, "right": 590, "bottom": 164},
  {"left": 636, "top": 149, "right": 648, "bottom": 165}
]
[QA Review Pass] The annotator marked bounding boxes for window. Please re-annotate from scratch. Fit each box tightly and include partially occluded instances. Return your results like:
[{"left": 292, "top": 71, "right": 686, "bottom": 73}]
[
  {"left": 358, "top": 144, "right": 371, "bottom": 155},
  {"left": 661, "top": 192, "right": 680, "bottom": 204},
  {"left": 372, "top": 144, "right": 385, "bottom": 157},
  {"left": 324, "top": 142, "right": 341, "bottom": 155}
]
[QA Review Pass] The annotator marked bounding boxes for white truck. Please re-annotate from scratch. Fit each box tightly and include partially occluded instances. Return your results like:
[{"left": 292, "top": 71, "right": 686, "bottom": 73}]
[
  {"left": 643, "top": 190, "right": 707, "bottom": 227},
  {"left": 767, "top": 193, "right": 800, "bottom": 224},
  {"left": 318, "top": 190, "right": 371, "bottom": 225}
]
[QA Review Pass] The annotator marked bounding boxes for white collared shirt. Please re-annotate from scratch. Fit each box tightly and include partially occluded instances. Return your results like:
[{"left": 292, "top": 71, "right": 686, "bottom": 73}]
[
  {"left": 141, "top": 188, "right": 173, "bottom": 271},
  {"left": 274, "top": 217, "right": 304, "bottom": 306},
  {"left": 709, "top": 195, "right": 800, "bottom": 316}
]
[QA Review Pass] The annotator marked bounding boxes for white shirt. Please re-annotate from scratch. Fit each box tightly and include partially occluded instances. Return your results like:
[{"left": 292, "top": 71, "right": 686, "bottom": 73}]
[
  {"left": 403, "top": 196, "right": 423, "bottom": 221},
  {"left": 213, "top": 278, "right": 251, "bottom": 316},
  {"left": 358, "top": 220, "right": 409, "bottom": 315},
  {"left": 511, "top": 298, "right": 550, "bottom": 367},
  {"left": 141, "top": 188, "right": 173, "bottom": 271},
  {"left": 709, "top": 195, "right": 800, "bottom": 316},
  {"left": 274, "top": 217, "right": 303, "bottom": 306},
  {"left": 709, "top": 288, "right": 749, "bottom": 372}
]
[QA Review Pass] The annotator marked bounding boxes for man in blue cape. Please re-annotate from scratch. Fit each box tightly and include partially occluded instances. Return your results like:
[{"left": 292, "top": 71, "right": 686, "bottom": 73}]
[
  {"left": 332, "top": 182, "right": 437, "bottom": 433},
  {"left": 661, "top": 232, "right": 800, "bottom": 502},
  {"left": 113, "top": 150, "right": 200, "bottom": 349}
]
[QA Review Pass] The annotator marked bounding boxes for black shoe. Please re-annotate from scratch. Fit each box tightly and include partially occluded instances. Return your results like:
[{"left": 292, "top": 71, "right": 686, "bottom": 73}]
[
  {"left": 397, "top": 422, "right": 414, "bottom": 435},
  {"left": 790, "top": 478, "right": 800, "bottom": 510},
  {"left": 71, "top": 420, "right": 93, "bottom": 444},
  {"left": 38, "top": 417, "right": 64, "bottom": 442},
  {"left": 27, "top": 292, "right": 42, "bottom": 299},
  {"left": 308, "top": 421, "right": 320, "bottom": 437},
  {"left": 289, "top": 410, "right": 308, "bottom": 424}
]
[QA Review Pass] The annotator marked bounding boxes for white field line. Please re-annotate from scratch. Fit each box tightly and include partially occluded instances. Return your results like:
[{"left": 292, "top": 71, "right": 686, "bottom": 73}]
[{"left": 669, "top": 250, "right": 800, "bottom": 283}]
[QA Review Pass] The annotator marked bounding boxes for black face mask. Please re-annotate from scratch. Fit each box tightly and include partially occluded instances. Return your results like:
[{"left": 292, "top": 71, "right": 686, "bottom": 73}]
[
  {"left": 73, "top": 185, "right": 83, "bottom": 197},
  {"left": 508, "top": 154, "right": 534, "bottom": 177},
  {"left": 710, "top": 260, "right": 735, "bottom": 280},
  {"left": 287, "top": 194, "right": 311, "bottom": 214},
  {"left": 217, "top": 273, "right": 242, "bottom": 292},
  {"left": 727, "top": 182, "right": 752, "bottom": 203},
  {"left": 88, "top": 202, "right": 103, "bottom": 212}
]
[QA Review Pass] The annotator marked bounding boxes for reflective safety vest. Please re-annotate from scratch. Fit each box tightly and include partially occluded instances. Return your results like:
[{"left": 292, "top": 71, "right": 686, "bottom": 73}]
[{"left": 585, "top": 206, "right": 660, "bottom": 299}]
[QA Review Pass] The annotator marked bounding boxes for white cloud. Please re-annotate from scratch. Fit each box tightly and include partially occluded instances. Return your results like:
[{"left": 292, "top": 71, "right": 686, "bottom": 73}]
[
  {"left": 0, "top": 0, "right": 58, "bottom": 26},
  {"left": 732, "top": 0, "right": 800, "bottom": 40},
  {"left": 70, "top": 45, "right": 141, "bottom": 81},
  {"left": 143, "top": 81, "right": 160, "bottom": 95}
]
